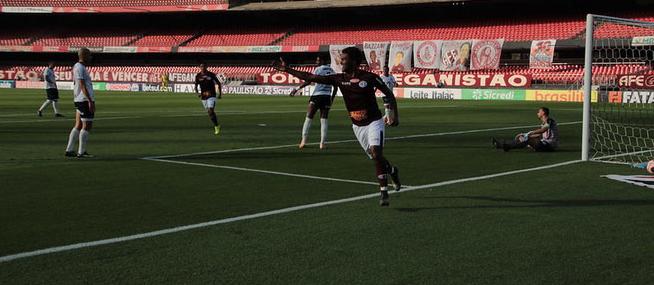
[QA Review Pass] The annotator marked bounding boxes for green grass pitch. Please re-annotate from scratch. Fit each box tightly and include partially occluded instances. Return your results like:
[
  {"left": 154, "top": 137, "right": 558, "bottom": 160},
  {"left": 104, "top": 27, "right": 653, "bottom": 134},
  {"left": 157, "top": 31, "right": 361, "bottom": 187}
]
[{"left": 1, "top": 89, "right": 653, "bottom": 284}]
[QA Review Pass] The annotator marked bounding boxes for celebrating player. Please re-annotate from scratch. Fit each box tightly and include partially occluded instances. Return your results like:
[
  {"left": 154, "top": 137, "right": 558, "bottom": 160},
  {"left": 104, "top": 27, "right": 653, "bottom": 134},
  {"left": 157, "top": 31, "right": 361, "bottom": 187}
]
[
  {"left": 290, "top": 55, "right": 337, "bottom": 149},
  {"left": 37, "top": 62, "right": 63, "bottom": 118},
  {"left": 273, "top": 47, "right": 402, "bottom": 207},
  {"left": 195, "top": 63, "right": 222, "bottom": 135},
  {"left": 64, "top": 48, "right": 94, "bottom": 158},
  {"left": 492, "top": 107, "right": 559, "bottom": 152}
]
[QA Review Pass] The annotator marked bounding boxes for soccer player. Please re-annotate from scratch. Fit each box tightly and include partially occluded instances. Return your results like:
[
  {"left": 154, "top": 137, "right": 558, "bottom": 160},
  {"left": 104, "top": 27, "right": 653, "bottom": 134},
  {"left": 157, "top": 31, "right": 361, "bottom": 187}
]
[
  {"left": 37, "top": 62, "right": 63, "bottom": 117},
  {"left": 273, "top": 47, "right": 402, "bottom": 207},
  {"left": 380, "top": 66, "right": 397, "bottom": 92},
  {"left": 290, "top": 55, "right": 337, "bottom": 149},
  {"left": 195, "top": 63, "right": 222, "bottom": 135},
  {"left": 492, "top": 107, "right": 559, "bottom": 152},
  {"left": 65, "top": 48, "right": 95, "bottom": 158}
]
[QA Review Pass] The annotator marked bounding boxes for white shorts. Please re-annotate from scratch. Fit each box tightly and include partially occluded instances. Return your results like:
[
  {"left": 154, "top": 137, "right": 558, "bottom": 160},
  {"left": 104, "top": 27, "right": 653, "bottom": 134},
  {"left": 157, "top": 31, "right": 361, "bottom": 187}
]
[
  {"left": 352, "top": 118, "right": 385, "bottom": 159},
  {"left": 202, "top": 97, "right": 216, "bottom": 109}
]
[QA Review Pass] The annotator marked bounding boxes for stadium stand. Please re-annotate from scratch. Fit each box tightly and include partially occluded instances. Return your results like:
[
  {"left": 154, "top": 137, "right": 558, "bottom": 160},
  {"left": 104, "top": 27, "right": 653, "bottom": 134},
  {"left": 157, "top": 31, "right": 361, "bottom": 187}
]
[
  {"left": 2, "top": 13, "right": 651, "bottom": 49},
  {"left": 31, "top": 33, "right": 138, "bottom": 47},
  {"left": 0, "top": 0, "right": 226, "bottom": 7},
  {"left": 280, "top": 19, "right": 586, "bottom": 45},
  {"left": 185, "top": 29, "right": 287, "bottom": 46},
  {"left": 132, "top": 33, "right": 195, "bottom": 47}
]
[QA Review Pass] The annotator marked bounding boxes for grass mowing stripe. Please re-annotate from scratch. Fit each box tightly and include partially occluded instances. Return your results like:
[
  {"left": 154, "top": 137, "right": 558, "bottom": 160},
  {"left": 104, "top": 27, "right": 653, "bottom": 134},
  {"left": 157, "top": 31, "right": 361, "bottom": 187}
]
[
  {"left": 0, "top": 159, "right": 579, "bottom": 263},
  {"left": 144, "top": 121, "right": 582, "bottom": 159},
  {"left": 143, "top": 158, "right": 382, "bottom": 186}
]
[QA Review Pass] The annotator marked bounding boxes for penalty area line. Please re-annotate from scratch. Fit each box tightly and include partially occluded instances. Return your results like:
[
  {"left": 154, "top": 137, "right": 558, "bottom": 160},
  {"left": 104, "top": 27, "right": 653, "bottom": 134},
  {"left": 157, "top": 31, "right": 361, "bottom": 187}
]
[
  {"left": 0, "top": 159, "right": 580, "bottom": 263},
  {"left": 143, "top": 121, "right": 582, "bottom": 160},
  {"left": 142, "top": 158, "right": 382, "bottom": 186}
]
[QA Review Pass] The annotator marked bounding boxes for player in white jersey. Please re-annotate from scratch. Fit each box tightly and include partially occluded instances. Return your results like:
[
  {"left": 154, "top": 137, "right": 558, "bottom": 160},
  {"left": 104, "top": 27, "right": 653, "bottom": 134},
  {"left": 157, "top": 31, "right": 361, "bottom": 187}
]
[
  {"left": 64, "top": 48, "right": 95, "bottom": 158},
  {"left": 379, "top": 66, "right": 397, "bottom": 92},
  {"left": 37, "top": 62, "right": 64, "bottom": 117},
  {"left": 290, "top": 55, "right": 338, "bottom": 149}
]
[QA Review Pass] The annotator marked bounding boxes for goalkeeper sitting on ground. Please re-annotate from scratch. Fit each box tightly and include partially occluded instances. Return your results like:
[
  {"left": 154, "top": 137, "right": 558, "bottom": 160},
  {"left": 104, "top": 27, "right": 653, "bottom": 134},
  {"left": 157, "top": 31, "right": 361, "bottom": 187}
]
[{"left": 493, "top": 107, "right": 559, "bottom": 152}]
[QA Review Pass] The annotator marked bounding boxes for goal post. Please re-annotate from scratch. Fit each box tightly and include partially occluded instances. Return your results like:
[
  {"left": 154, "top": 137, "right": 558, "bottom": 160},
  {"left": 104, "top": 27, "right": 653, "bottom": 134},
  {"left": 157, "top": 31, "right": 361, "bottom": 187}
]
[{"left": 582, "top": 14, "right": 654, "bottom": 165}]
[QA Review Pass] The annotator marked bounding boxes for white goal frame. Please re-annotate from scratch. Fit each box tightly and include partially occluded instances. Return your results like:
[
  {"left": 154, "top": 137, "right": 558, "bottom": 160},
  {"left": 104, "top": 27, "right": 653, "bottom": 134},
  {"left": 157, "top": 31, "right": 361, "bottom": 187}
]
[{"left": 582, "top": 14, "right": 654, "bottom": 162}]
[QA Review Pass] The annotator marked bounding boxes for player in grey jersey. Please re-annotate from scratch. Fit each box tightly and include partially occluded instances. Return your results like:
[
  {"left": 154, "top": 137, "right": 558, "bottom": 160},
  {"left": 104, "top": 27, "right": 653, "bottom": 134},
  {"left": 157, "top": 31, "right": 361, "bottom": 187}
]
[
  {"left": 290, "top": 55, "right": 337, "bottom": 149},
  {"left": 37, "top": 62, "right": 64, "bottom": 117},
  {"left": 493, "top": 107, "right": 559, "bottom": 152}
]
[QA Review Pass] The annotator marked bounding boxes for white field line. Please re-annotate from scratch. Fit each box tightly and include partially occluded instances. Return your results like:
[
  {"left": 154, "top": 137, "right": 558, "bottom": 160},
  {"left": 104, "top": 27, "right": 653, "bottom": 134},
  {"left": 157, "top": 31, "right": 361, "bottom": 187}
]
[
  {"left": 143, "top": 158, "right": 382, "bottom": 186},
  {"left": 144, "top": 121, "right": 582, "bottom": 160},
  {"left": 0, "top": 159, "right": 580, "bottom": 263},
  {"left": 0, "top": 105, "right": 460, "bottom": 122}
]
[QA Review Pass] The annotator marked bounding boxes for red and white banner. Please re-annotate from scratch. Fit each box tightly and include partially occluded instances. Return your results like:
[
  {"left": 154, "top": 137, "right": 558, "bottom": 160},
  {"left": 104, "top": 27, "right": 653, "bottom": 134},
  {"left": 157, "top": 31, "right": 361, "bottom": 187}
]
[
  {"left": 363, "top": 42, "right": 389, "bottom": 71},
  {"left": 394, "top": 73, "right": 530, "bottom": 88},
  {"left": 258, "top": 71, "right": 530, "bottom": 88},
  {"left": 388, "top": 41, "right": 413, "bottom": 73},
  {"left": 329, "top": 45, "right": 355, "bottom": 73},
  {"left": 413, "top": 40, "right": 441, "bottom": 69},
  {"left": 0, "top": 69, "right": 165, "bottom": 83},
  {"left": 1, "top": 4, "right": 228, "bottom": 13},
  {"left": 440, "top": 40, "right": 471, "bottom": 71},
  {"left": 470, "top": 39, "right": 503, "bottom": 70},
  {"left": 529, "top": 39, "right": 556, "bottom": 69},
  {"left": 617, "top": 74, "right": 654, "bottom": 89}
]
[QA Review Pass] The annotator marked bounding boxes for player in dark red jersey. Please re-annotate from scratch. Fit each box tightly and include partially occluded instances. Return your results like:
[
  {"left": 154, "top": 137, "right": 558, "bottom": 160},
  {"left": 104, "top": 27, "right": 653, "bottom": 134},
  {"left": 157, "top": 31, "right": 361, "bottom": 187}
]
[
  {"left": 195, "top": 63, "right": 222, "bottom": 135},
  {"left": 273, "top": 47, "right": 401, "bottom": 206}
]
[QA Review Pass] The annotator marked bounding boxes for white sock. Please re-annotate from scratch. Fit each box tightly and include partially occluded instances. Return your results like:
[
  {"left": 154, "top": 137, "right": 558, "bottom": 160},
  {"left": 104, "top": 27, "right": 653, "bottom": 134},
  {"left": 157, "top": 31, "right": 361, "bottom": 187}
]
[
  {"left": 66, "top": 128, "right": 80, "bottom": 152},
  {"left": 320, "top": 118, "right": 328, "bottom": 144},
  {"left": 301, "top": 118, "right": 312, "bottom": 140},
  {"left": 78, "top": 129, "right": 89, "bottom": 155},
  {"left": 52, "top": 101, "right": 59, "bottom": 114},
  {"left": 38, "top": 100, "right": 51, "bottom": 112}
]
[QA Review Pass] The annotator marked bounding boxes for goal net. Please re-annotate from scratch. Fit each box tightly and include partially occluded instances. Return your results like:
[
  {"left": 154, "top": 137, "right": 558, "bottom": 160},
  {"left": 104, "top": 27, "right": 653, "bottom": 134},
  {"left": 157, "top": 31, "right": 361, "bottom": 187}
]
[{"left": 583, "top": 15, "right": 654, "bottom": 165}]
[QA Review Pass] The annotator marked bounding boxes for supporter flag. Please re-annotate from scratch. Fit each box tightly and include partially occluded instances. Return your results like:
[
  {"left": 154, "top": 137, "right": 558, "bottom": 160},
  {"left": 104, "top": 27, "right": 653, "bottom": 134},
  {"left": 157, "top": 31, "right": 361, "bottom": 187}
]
[
  {"left": 529, "top": 39, "right": 557, "bottom": 69},
  {"left": 440, "top": 40, "right": 471, "bottom": 71},
  {"left": 413, "top": 40, "right": 442, "bottom": 69},
  {"left": 388, "top": 41, "right": 413, "bottom": 73},
  {"left": 470, "top": 39, "right": 504, "bottom": 70},
  {"left": 329, "top": 45, "right": 355, "bottom": 73},
  {"left": 363, "top": 42, "right": 390, "bottom": 71}
]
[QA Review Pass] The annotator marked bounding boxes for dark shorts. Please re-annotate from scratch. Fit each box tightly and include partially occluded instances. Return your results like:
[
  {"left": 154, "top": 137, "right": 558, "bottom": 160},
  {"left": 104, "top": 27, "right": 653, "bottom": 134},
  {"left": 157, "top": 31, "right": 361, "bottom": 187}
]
[
  {"left": 534, "top": 141, "right": 556, "bottom": 152},
  {"left": 74, "top": 101, "right": 95, "bottom": 121},
  {"left": 309, "top": 96, "right": 332, "bottom": 110},
  {"left": 46, "top": 88, "right": 59, "bottom": 101}
]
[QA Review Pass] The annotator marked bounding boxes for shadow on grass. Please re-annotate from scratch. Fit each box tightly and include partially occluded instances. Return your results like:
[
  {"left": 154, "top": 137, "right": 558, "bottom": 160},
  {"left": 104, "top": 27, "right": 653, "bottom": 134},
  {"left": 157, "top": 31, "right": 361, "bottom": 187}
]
[{"left": 394, "top": 195, "right": 654, "bottom": 212}]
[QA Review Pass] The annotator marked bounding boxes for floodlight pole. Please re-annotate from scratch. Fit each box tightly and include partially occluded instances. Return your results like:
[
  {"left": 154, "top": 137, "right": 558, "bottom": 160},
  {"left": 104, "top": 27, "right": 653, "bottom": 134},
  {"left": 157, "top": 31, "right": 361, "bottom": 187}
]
[{"left": 581, "top": 14, "right": 594, "bottom": 161}]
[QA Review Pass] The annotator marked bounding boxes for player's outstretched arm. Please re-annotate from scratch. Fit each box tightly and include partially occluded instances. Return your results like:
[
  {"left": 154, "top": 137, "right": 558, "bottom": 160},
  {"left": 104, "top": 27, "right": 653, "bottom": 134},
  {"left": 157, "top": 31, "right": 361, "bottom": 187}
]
[
  {"left": 292, "top": 81, "right": 311, "bottom": 97},
  {"left": 273, "top": 58, "right": 335, "bottom": 85},
  {"left": 375, "top": 77, "right": 399, "bottom": 126},
  {"left": 330, "top": 85, "right": 338, "bottom": 104}
]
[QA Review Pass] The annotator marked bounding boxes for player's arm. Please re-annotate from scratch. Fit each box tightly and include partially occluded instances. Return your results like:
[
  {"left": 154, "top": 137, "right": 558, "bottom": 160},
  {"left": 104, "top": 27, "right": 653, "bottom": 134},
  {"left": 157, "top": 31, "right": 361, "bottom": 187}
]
[
  {"left": 273, "top": 58, "right": 335, "bottom": 85},
  {"left": 330, "top": 85, "right": 338, "bottom": 104},
  {"left": 79, "top": 78, "right": 94, "bottom": 112},
  {"left": 520, "top": 125, "right": 549, "bottom": 140},
  {"left": 194, "top": 75, "right": 200, "bottom": 95},
  {"left": 291, "top": 81, "right": 311, "bottom": 97},
  {"left": 375, "top": 76, "right": 399, "bottom": 126}
]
